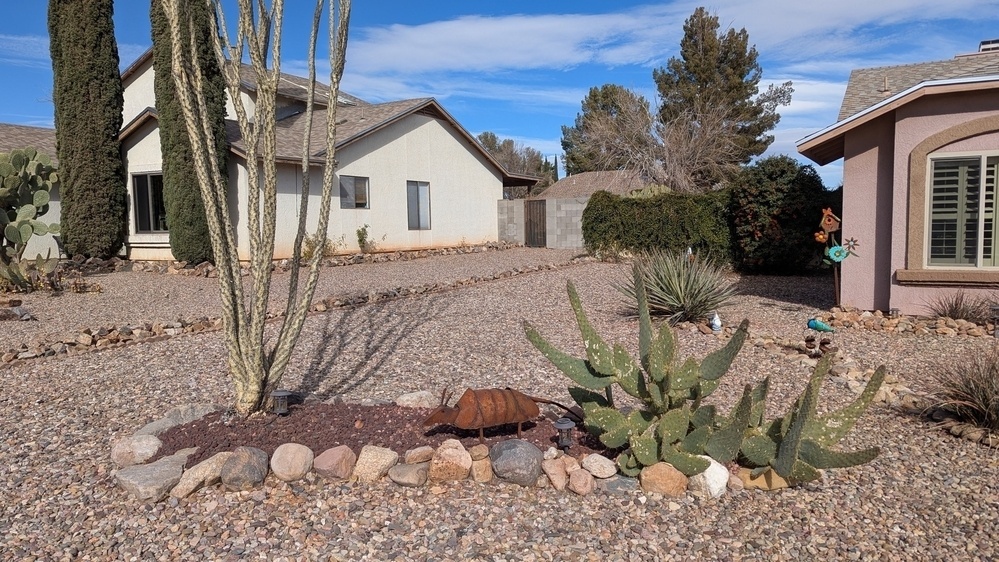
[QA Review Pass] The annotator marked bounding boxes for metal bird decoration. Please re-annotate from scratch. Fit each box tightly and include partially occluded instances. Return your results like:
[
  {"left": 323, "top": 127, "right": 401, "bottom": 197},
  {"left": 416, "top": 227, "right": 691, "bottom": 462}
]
[{"left": 807, "top": 318, "right": 835, "bottom": 333}]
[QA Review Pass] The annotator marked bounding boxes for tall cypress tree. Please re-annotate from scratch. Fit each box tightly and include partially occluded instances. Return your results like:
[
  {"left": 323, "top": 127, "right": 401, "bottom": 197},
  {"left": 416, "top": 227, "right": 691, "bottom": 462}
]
[
  {"left": 48, "top": 0, "right": 127, "bottom": 259},
  {"left": 151, "top": 0, "right": 226, "bottom": 264}
]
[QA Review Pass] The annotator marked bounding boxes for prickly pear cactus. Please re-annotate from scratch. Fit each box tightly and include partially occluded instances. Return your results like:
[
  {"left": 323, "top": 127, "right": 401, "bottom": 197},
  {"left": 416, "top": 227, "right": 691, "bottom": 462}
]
[
  {"left": 739, "top": 353, "right": 884, "bottom": 484},
  {"left": 0, "top": 148, "right": 61, "bottom": 291},
  {"left": 525, "top": 267, "right": 750, "bottom": 476}
]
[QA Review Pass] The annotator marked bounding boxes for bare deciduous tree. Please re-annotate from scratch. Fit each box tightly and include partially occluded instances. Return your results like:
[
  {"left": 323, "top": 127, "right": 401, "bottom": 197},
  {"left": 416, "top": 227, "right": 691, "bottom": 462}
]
[{"left": 160, "top": 0, "right": 351, "bottom": 416}]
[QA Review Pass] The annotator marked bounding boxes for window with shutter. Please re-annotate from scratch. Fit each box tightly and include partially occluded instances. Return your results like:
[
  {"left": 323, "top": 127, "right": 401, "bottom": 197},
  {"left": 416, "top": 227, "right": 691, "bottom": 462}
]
[{"left": 928, "top": 156, "right": 999, "bottom": 267}]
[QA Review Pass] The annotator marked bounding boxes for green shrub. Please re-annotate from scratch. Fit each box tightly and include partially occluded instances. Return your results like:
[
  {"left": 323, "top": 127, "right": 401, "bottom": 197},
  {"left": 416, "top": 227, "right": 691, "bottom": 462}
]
[
  {"left": 619, "top": 250, "right": 736, "bottom": 324},
  {"left": 927, "top": 348, "right": 999, "bottom": 432},
  {"left": 925, "top": 290, "right": 994, "bottom": 324},
  {"left": 582, "top": 189, "right": 731, "bottom": 260},
  {"left": 730, "top": 156, "right": 840, "bottom": 274}
]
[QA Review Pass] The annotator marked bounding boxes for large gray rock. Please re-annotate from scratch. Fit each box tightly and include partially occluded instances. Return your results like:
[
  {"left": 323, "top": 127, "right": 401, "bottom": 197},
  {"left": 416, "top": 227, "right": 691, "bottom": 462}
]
[
  {"left": 314, "top": 445, "right": 356, "bottom": 480},
  {"left": 115, "top": 448, "right": 196, "bottom": 503},
  {"left": 388, "top": 462, "right": 430, "bottom": 487},
  {"left": 135, "top": 403, "right": 222, "bottom": 437},
  {"left": 111, "top": 434, "right": 162, "bottom": 468},
  {"left": 352, "top": 445, "right": 399, "bottom": 483},
  {"left": 171, "top": 452, "right": 233, "bottom": 498},
  {"left": 221, "top": 446, "right": 269, "bottom": 491},
  {"left": 270, "top": 443, "right": 314, "bottom": 482},
  {"left": 489, "top": 439, "right": 543, "bottom": 487}
]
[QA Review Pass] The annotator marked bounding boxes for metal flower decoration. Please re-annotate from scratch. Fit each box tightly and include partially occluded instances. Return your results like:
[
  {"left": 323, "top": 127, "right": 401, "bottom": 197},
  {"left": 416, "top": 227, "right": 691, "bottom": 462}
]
[{"left": 827, "top": 245, "right": 849, "bottom": 263}]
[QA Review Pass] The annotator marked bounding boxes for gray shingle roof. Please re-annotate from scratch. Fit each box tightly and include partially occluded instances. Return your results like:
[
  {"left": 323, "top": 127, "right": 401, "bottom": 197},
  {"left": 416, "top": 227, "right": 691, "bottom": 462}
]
[
  {"left": 839, "top": 51, "right": 999, "bottom": 120},
  {"left": 0, "top": 123, "right": 58, "bottom": 163},
  {"left": 536, "top": 170, "right": 649, "bottom": 199}
]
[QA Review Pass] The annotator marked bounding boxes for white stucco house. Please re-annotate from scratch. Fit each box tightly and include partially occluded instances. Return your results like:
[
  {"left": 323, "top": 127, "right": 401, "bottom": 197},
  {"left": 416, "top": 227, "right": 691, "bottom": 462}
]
[
  {"left": 2, "top": 50, "right": 537, "bottom": 262},
  {"left": 118, "top": 50, "right": 537, "bottom": 260}
]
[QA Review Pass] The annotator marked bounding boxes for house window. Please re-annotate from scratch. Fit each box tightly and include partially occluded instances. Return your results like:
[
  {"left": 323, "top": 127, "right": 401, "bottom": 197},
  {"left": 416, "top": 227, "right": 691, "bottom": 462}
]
[
  {"left": 133, "top": 173, "right": 167, "bottom": 232},
  {"left": 407, "top": 180, "right": 430, "bottom": 230},
  {"left": 928, "top": 156, "right": 998, "bottom": 267},
  {"left": 339, "top": 175, "right": 369, "bottom": 209}
]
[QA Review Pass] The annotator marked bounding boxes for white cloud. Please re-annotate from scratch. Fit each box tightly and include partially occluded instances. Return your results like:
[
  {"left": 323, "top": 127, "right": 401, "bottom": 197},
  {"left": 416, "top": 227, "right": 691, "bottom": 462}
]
[{"left": 0, "top": 34, "right": 51, "bottom": 69}]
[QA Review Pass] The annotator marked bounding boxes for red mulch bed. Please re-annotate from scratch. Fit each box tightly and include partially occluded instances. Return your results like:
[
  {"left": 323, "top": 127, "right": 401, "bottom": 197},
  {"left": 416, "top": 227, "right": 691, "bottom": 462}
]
[{"left": 154, "top": 401, "right": 610, "bottom": 468}]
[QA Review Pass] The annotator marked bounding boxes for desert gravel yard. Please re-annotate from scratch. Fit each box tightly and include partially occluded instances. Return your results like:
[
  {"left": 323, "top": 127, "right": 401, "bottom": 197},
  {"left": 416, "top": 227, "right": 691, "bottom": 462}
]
[{"left": 1, "top": 248, "right": 997, "bottom": 561}]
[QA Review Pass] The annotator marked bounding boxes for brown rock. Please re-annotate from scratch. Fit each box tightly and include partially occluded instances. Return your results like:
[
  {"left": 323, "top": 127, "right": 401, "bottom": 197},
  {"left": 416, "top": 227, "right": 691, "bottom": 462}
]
[
  {"left": 428, "top": 439, "right": 471, "bottom": 481},
  {"left": 351, "top": 445, "right": 398, "bottom": 483},
  {"left": 567, "top": 468, "right": 594, "bottom": 496},
  {"left": 541, "top": 458, "right": 568, "bottom": 491},
  {"left": 470, "top": 458, "right": 493, "bottom": 483},
  {"left": 314, "top": 445, "right": 357, "bottom": 480},
  {"left": 468, "top": 444, "right": 490, "bottom": 461},
  {"left": 560, "top": 455, "right": 581, "bottom": 473},
  {"left": 404, "top": 445, "right": 435, "bottom": 464},
  {"left": 738, "top": 467, "right": 790, "bottom": 491},
  {"left": 640, "top": 463, "right": 688, "bottom": 496}
]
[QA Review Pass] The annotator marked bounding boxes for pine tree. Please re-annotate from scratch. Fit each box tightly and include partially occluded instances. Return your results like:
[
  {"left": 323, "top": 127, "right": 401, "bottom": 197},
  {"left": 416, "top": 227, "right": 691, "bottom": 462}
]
[
  {"left": 48, "top": 0, "right": 127, "bottom": 258},
  {"left": 560, "top": 84, "right": 645, "bottom": 175},
  {"left": 653, "top": 7, "right": 792, "bottom": 187},
  {"left": 151, "top": 0, "right": 227, "bottom": 264}
]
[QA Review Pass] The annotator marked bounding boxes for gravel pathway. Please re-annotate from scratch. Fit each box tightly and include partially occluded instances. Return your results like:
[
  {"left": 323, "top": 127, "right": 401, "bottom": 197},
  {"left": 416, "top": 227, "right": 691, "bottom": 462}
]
[{"left": 1, "top": 249, "right": 997, "bottom": 561}]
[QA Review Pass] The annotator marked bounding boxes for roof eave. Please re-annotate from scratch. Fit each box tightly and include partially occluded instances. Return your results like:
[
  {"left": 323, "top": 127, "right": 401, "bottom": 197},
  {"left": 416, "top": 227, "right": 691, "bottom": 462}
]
[{"left": 797, "top": 75, "right": 999, "bottom": 165}]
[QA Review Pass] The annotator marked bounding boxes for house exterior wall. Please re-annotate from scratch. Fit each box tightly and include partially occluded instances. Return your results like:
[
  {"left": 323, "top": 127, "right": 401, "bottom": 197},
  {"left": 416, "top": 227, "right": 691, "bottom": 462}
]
[
  {"left": 121, "top": 58, "right": 155, "bottom": 126},
  {"left": 230, "top": 113, "right": 503, "bottom": 260},
  {"left": 840, "top": 113, "right": 896, "bottom": 312},
  {"left": 120, "top": 118, "right": 172, "bottom": 261}
]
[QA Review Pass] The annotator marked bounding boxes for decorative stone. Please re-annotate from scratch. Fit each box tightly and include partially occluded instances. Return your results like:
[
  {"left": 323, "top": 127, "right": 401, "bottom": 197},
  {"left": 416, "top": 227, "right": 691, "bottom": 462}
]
[
  {"left": 489, "top": 439, "right": 543, "bottom": 487},
  {"left": 470, "top": 458, "right": 493, "bottom": 483},
  {"left": 598, "top": 475, "right": 640, "bottom": 494},
  {"left": 395, "top": 390, "right": 438, "bottom": 409},
  {"left": 352, "top": 445, "right": 399, "bottom": 483},
  {"left": 429, "top": 439, "right": 472, "bottom": 481},
  {"left": 640, "top": 463, "right": 688, "bottom": 496},
  {"left": 581, "top": 454, "right": 617, "bottom": 478},
  {"left": 135, "top": 403, "right": 221, "bottom": 437},
  {"left": 388, "top": 462, "right": 430, "bottom": 487},
  {"left": 270, "top": 443, "right": 314, "bottom": 482},
  {"left": 687, "top": 456, "right": 728, "bottom": 499},
  {"left": 738, "top": 467, "right": 790, "bottom": 491},
  {"left": 111, "top": 434, "right": 163, "bottom": 468},
  {"left": 567, "top": 468, "right": 594, "bottom": 496},
  {"left": 171, "top": 452, "right": 233, "bottom": 498},
  {"left": 468, "top": 444, "right": 490, "bottom": 461},
  {"left": 314, "top": 445, "right": 356, "bottom": 480},
  {"left": 115, "top": 448, "right": 196, "bottom": 503},
  {"left": 404, "top": 445, "right": 435, "bottom": 464},
  {"left": 221, "top": 446, "right": 269, "bottom": 491},
  {"left": 727, "top": 473, "right": 745, "bottom": 492},
  {"left": 560, "top": 455, "right": 581, "bottom": 473},
  {"left": 541, "top": 458, "right": 568, "bottom": 491}
]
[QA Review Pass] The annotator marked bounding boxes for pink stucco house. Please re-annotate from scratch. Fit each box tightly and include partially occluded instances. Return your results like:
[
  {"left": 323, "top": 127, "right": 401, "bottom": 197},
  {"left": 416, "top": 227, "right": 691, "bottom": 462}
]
[{"left": 798, "top": 40, "right": 999, "bottom": 314}]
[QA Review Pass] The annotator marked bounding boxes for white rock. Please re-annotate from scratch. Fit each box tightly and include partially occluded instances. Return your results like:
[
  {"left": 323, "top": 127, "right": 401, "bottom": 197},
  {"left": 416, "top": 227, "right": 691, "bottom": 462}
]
[
  {"left": 111, "top": 434, "right": 162, "bottom": 468},
  {"left": 687, "top": 456, "right": 729, "bottom": 499},
  {"left": 395, "top": 391, "right": 438, "bottom": 409},
  {"left": 581, "top": 454, "right": 617, "bottom": 478},
  {"left": 270, "top": 443, "right": 314, "bottom": 482}
]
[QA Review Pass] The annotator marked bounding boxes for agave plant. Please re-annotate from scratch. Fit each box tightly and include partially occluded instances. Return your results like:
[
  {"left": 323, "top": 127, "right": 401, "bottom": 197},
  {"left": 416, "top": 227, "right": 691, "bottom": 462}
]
[{"left": 619, "top": 249, "right": 736, "bottom": 324}]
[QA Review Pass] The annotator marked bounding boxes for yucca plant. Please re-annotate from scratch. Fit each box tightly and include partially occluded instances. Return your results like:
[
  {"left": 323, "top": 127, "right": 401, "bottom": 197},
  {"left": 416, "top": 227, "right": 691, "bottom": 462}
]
[
  {"left": 619, "top": 250, "right": 736, "bottom": 324},
  {"left": 927, "top": 347, "right": 999, "bottom": 432},
  {"left": 925, "top": 290, "right": 994, "bottom": 325}
]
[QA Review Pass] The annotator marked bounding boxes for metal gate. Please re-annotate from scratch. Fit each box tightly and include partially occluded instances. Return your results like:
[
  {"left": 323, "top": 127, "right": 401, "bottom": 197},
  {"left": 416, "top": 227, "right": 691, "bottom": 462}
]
[{"left": 524, "top": 200, "right": 547, "bottom": 247}]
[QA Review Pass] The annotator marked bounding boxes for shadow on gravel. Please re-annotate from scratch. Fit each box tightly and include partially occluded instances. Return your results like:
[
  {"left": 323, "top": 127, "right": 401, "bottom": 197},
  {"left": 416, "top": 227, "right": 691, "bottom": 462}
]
[
  {"left": 297, "top": 294, "right": 451, "bottom": 399},
  {"left": 731, "top": 274, "right": 837, "bottom": 310}
]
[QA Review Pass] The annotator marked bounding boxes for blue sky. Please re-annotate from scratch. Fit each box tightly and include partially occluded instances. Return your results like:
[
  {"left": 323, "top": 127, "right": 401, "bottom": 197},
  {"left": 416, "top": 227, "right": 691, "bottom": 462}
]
[{"left": 2, "top": 1, "right": 998, "bottom": 187}]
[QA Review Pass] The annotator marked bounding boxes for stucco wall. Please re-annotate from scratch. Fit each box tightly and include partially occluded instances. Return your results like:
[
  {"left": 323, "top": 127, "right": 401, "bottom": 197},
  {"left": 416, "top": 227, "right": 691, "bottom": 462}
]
[
  {"left": 120, "top": 119, "right": 171, "bottom": 261},
  {"left": 233, "top": 113, "right": 503, "bottom": 259},
  {"left": 841, "top": 114, "right": 896, "bottom": 312},
  {"left": 121, "top": 58, "right": 155, "bottom": 126}
]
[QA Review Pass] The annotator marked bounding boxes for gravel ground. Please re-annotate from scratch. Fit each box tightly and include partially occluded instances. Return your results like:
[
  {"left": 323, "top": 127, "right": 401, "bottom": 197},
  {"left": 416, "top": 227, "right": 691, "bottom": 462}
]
[{"left": 1, "top": 248, "right": 997, "bottom": 561}]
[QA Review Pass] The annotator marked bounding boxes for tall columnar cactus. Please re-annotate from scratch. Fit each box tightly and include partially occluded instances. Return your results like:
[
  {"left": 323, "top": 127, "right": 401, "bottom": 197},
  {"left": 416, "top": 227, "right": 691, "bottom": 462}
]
[
  {"left": 525, "top": 268, "right": 750, "bottom": 476},
  {"left": 526, "top": 269, "right": 884, "bottom": 484},
  {"left": 0, "top": 148, "right": 61, "bottom": 290}
]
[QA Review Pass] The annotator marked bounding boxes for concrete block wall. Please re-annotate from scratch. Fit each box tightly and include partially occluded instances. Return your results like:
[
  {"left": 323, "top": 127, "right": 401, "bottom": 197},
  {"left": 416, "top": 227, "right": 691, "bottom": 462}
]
[
  {"left": 497, "top": 199, "right": 525, "bottom": 245},
  {"left": 545, "top": 197, "right": 588, "bottom": 250}
]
